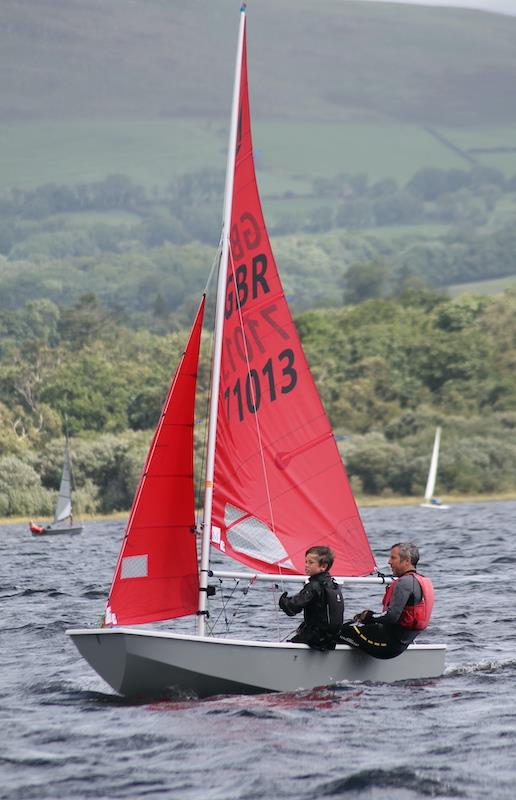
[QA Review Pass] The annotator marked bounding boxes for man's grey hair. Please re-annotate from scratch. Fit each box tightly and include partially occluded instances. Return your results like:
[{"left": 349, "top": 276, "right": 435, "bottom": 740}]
[{"left": 392, "top": 542, "right": 419, "bottom": 567}]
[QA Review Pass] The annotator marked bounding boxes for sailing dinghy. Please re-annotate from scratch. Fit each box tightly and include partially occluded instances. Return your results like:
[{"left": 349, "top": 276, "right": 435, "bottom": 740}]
[
  {"left": 420, "top": 426, "right": 449, "bottom": 510},
  {"left": 67, "top": 6, "right": 445, "bottom": 697},
  {"left": 30, "top": 435, "right": 83, "bottom": 535}
]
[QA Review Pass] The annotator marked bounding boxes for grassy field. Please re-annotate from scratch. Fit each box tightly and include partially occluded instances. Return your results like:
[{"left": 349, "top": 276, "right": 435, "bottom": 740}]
[
  {"left": 3, "top": 118, "right": 516, "bottom": 195},
  {"left": 2, "top": 2, "right": 516, "bottom": 194},
  {"left": 447, "top": 274, "right": 516, "bottom": 297},
  {"left": 439, "top": 126, "right": 516, "bottom": 175},
  {"left": 358, "top": 492, "right": 516, "bottom": 508},
  {"left": 0, "top": 119, "right": 226, "bottom": 191}
]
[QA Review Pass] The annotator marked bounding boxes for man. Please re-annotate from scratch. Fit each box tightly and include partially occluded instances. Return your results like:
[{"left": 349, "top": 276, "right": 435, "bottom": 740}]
[
  {"left": 339, "top": 541, "right": 434, "bottom": 659},
  {"left": 279, "top": 545, "right": 344, "bottom": 651}
]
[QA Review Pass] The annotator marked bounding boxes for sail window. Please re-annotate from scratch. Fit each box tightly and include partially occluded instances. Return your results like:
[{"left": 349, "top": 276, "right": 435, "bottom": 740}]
[
  {"left": 224, "top": 504, "right": 294, "bottom": 568},
  {"left": 121, "top": 555, "right": 148, "bottom": 579}
]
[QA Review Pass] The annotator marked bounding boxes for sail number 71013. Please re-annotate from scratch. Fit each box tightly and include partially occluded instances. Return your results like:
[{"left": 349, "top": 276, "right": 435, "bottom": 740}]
[{"left": 223, "top": 348, "right": 297, "bottom": 422}]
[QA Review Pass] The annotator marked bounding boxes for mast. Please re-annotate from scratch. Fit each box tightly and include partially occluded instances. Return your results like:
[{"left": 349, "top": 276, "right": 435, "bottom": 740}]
[
  {"left": 197, "top": 4, "right": 247, "bottom": 636},
  {"left": 424, "top": 426, "right": 441, "bottom": 501}
]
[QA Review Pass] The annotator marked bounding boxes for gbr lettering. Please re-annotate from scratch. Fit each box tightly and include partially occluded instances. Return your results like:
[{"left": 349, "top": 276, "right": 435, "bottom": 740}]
[
  {"left": 226, "top": 210, "right": 270, "bottom": 320},
  {"left": 225, "top": 254, "right": 270, "bottom": 320}
]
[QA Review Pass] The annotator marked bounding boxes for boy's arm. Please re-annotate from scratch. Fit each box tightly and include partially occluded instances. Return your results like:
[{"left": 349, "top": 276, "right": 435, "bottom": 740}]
[{"left": 279, "top": 582, "right": 319, "bottom": 616}]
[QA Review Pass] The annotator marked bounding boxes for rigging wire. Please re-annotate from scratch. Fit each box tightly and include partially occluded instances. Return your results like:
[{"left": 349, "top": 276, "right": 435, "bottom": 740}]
[
  {"left": 206, "top": 576, "right": 292, "bottom": 642},
  {"left": 203, "top": 233, "right": 224, "bottom": 297},
  {"left": 207, "top": 578, "right": 240, "bottom": 635}
]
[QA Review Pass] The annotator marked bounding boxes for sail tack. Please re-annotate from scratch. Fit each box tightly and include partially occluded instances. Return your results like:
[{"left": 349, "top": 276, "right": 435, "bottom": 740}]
[
  {"left": 210, "top": 26, "right": 376, "bottom": 578},
  {"left": 104, "top": 299, "right": 205, "bottom": 626}
]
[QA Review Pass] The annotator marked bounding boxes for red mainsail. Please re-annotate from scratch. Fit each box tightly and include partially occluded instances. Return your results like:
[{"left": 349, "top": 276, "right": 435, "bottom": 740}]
[
  {"left": 211, "top": 26, "right": 376, "bottom": 577},
  {"left": 104, "top": 299, "right": 205, "bottom": 626}
]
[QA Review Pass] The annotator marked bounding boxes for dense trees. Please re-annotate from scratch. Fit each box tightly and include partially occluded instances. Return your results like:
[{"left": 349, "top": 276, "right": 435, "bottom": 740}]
[
  {"left": 1, "top": 289, "right": 515, "bottom": 515},
  {"left": 1, "top": 165, "right": 516, "bottom": 327},
  {"left": 1, "top": 162, "right": 516, "bottom": 514}
]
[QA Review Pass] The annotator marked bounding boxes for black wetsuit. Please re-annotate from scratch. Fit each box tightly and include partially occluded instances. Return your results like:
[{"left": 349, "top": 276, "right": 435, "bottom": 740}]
[
  {"left": 279, "top": 572, "right": 344, "bottom": 651},
  {"left": 339, "top": 571, "right": 423, "bottom": 659}
]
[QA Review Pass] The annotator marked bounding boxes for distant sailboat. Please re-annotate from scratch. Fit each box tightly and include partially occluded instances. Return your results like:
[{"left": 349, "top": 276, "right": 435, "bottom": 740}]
[
  {"left": 30, "top": 435, "right": 83, "bottom": 535},
  {"left": 420, "top": 426, "right": 449, "bottom": 510}
]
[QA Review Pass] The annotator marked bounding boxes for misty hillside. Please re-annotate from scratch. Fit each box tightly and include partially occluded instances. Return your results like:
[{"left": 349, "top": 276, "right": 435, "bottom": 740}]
[{"left": 3, "top": 0, "right": 516, "bottom": 126}]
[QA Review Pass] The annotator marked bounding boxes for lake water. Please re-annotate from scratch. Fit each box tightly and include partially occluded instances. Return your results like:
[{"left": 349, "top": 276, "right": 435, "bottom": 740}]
[{"left": 1, "top": 501, "right": 515, "bottom": 799}]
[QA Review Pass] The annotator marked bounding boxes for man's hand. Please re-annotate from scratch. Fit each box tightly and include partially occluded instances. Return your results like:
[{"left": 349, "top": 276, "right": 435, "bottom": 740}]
[{"left": 354, "top": 609, "right": 374, "bottom": 624}]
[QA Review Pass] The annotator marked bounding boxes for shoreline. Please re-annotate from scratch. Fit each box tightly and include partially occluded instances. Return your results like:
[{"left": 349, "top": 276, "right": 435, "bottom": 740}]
[
  {"left": 4, "top": 492, "right": 516, "bottom": 526},
  {"left": 357, "top": 491, "right": 516, "bottom": 508}
]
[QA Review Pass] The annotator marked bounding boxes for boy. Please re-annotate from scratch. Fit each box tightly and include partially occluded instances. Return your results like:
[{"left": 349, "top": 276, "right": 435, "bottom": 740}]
[{"left": 279, "top": 545, "right": 344, "bottom": 650}]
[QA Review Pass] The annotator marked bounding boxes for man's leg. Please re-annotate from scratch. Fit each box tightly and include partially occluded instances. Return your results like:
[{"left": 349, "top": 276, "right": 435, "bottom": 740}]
[{"left": 338, "top": 623, "right": 406, "bottom": 660}]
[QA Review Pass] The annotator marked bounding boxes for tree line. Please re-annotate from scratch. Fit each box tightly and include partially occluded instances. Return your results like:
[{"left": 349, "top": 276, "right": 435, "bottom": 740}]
[
  {"left": 1, "top": 288, "right": 515, "bottom": 516},
  {"left": 1, "top": 165, "right": 516, "bottom": 325}
]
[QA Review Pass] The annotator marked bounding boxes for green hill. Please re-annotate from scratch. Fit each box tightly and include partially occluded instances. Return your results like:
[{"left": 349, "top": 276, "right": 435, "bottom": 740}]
[
  {"left": 2, "top": 0, "right": 516, "bottom": 126},
  {"left": 2, "top": 1, "right": 516, "bottom": 193},
  {"left": 1, "top": 1, "right": 516, "bottom": 308}
]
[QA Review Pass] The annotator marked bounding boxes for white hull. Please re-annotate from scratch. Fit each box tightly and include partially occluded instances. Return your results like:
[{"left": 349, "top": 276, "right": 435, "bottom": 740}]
[
  {"left": 419, "top": 503, "right": 449, "bottom": 510},
  {"left": 66, "top": 628, "right": 446, "bottom": 698}
]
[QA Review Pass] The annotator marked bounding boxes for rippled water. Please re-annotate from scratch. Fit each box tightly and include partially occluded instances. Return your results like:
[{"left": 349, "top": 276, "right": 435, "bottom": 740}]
[{"left": 1, "top": 501, "right": 515, "bottom": 799}]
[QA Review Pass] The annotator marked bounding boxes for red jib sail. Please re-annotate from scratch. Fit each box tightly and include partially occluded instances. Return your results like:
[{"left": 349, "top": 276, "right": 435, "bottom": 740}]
[
  {"left": 104, "top": 299, "right": 205, "bottom": 626},
  {"left": 211, "top": 26, "right": 376, "bottom": 577}
]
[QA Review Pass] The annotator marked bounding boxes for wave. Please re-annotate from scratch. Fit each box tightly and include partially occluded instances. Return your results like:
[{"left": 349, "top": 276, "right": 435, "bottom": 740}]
[
  {"left": 0, "top": 752, "right": 68, "bottom": 769},
  {"left": 317, "top": 766, "right": 461, "bottom": 797},
  {"left": 81, "top": 588, "right": 106, "bottom": 599},
  {"left": 16, "top": 588, "right": 67, "bottom": 598},
  {"left": 445, "top": 657, "right": 516, "bottom": 676},
  {"left": 3, "top": 619, "right": 73, "bottom": 635}
]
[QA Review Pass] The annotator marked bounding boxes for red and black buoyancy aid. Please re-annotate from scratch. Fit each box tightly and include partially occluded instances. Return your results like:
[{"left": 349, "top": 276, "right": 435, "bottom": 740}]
[{"left": 382, "top": 572, "right": 434, "bottom": 630}]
